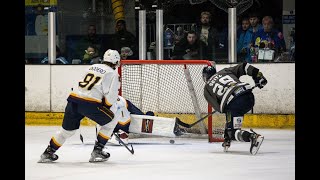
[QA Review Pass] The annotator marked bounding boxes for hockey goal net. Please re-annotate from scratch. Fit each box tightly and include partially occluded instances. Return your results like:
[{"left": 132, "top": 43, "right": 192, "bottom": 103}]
[{"left": 119, "top": 60, "right": 224, "bottom": 142}]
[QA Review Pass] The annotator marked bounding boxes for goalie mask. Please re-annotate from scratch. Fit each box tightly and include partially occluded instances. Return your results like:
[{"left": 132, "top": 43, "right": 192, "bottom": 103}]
[{"left": 202, "top": 66, "right": 216, "bottom": 82}]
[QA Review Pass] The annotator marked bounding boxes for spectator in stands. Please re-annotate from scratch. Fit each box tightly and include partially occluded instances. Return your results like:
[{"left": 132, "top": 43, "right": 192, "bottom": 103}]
[
  {"left": 171, "top": 30, "right": 208, "bottom": 60},
  {"left": 196, "top": 11, "right": 218, "bottom": 60},
  {"left": 41, "top": 46, "right": 69, "bottom": 64},
  {"left": 248, "top": 12, "right": 263, "bottom": 37},
  {"left": 289, "top": 27, "right": 295, "bottom": 61},
  {"left": 82, "top": 45, "right": 101, "bottom": 64},
  {"left": 112, "top": 20, "right": 137, "bottom": 60},
  {"left": 237, "top": 17, "right": 254, "bottom": 62},
  {"left": 75, "top": 25, "right": 102, "bottom": 60},
  {"left": 120, "top": 47, "right": 133, "bottom": 60},
  {"left": 174, "top": 26, "right": 186, "bottom": 45},
  {"left": 253, "top": 16, "right": 286, "bottom": 58}
]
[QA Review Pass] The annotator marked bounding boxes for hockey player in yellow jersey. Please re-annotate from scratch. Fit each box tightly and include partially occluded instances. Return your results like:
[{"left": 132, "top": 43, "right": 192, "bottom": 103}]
[{"left": 38, "top": 49, "right": 121, "bottom": 163}]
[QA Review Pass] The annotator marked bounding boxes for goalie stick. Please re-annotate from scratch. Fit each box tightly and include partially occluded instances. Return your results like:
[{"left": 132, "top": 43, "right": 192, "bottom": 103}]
[
  {"left": 113, "top": 132, "right": 134, "bottom": 154},
  {"left": 175, "top": 110, "right": 217, "bottom": 128},
  {"left": 176, "top": 84, "right": 259, "bottom": 129}
]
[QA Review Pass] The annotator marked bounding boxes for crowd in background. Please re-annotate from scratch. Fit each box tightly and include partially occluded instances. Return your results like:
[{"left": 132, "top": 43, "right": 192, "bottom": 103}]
[{"left": 25, "top": 10, "right": 295, "bottom": 65}]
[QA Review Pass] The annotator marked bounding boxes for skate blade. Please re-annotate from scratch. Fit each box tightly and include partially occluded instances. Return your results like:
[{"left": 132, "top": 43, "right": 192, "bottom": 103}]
[
  {"left": 89, "top": 157, "right": 109, "bottom": 163},
  {"left": 38, "top": 158, "right": 55, "bottom": 163},
  {"left": 250, "top": 136, "right": 264, "bottom": 155},
  {"left": 223, "top": 146, "right": 229, "bottom": 152}
]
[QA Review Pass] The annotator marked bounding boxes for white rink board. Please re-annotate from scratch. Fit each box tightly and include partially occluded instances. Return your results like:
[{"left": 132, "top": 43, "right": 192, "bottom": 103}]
[
  {"left": 25, "top": 65, "right": 50, "bottom": 111},
  {"left": 25, "top": 63, "right": 295, "bottom": 114}
]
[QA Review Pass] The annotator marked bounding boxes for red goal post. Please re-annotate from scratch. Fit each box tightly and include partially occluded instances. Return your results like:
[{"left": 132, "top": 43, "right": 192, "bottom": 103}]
[{"left": 119, "top": 60, "right": 224, "bottom": 142}]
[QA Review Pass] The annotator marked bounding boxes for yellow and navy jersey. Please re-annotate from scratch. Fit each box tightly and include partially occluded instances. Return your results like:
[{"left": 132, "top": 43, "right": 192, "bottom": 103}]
[{"left": 68, "top": 64, "right": 120, "bottom": 106}]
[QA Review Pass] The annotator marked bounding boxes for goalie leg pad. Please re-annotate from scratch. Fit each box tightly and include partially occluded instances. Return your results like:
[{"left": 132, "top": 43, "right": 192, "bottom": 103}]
[{"left": 129, "top": 114, "right": 177, "bottom": 137}]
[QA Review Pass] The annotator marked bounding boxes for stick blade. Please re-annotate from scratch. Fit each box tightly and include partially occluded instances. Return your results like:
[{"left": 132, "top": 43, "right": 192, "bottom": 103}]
[
  {"left": 80, "top": 134, "right": 84, "bottom": 143},
  {"left": 175, "top": 118, "right": 191, "bottom": 128}
]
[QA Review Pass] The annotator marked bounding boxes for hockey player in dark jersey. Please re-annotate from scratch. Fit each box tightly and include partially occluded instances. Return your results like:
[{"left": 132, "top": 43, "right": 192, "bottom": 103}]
[{"left": 202, "top": 62, "right": 267, "bottom": 155}]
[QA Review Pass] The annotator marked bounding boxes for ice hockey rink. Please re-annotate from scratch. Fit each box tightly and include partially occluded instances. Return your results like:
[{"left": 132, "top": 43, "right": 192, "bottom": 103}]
[{"left": 26, "top": 126, "right": 295, "bottom": 180}]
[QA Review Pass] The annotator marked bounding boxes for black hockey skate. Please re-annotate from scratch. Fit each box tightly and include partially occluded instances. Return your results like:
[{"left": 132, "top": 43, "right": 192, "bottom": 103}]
[
  {"left": 249, "top": 129, "right": 264, "bottom": 155},
  {"left": 222, "top": 129, "right": 232, "bottom": 152},
  {"left": 222, "top": 139, "right": 231, "bottom": 152},
  {"left": 38, "top": 145, "right": 59, "bottom": 163},
  {"left": 89, "top": 141, "right": 110, "bottom": 163}
]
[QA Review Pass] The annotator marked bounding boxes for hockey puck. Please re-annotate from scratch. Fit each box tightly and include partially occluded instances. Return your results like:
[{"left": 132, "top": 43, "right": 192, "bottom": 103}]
[{"left": 169, "top": 139, "right": 175, "bottom": 144}]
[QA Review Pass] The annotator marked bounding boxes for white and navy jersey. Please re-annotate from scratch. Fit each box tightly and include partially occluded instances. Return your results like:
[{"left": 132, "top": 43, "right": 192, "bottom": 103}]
[
  {"left": 204, "top": 62, "right": 259, "bottom": 113},
  {"left": 68, "top": 64, "right": 120, "bottom": 107}
]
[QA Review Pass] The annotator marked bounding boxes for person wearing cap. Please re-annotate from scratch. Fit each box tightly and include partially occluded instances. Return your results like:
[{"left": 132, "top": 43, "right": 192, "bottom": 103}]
[{"left": 38, "top": 49, "right": 121, "bottom": 163}]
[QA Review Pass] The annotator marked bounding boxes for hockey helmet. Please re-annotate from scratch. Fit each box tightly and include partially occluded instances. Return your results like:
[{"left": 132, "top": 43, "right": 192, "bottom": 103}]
[
  {"left": 202, "top": 66, "right": 216, "bottom": 82},
  {"left": 103, "top": 49, "right": 121, "bottom": 65}
]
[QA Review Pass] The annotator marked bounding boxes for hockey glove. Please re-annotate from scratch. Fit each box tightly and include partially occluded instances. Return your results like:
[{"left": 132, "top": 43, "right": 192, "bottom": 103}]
[{"left": 254, "top": 72, "right": 267, "bottom": 89}]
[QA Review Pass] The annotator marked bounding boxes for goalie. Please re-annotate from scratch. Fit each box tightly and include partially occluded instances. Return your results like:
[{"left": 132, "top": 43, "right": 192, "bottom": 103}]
[
  {"left": 105, "top": 95, "right": 182, "bottom": 145},
  {"left": 94, "top": 95, "right": 183, "bottom": 145}
]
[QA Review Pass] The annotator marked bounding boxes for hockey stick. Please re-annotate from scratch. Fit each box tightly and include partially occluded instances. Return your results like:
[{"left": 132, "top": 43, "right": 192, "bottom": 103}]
[
  {"left": 113, "top": 132, "right": 134, "bottom": 154},
  {"left": 176, "top": 110, "right": 217, "bottom": 128},
  {"left": 176, "top": 84, "right": 259, "bottom": 129},
  {"left": 79, "top": 128, "right": 84, "bottom": 143},
  {"left": 79, "top": 125, "right": 98, "bottom": 143},
  {"left": 80, "top": 133, "right": 84, "bottom": 143},
  {"left": 95, "top": 124, "right": 98, "bottom": 136}
]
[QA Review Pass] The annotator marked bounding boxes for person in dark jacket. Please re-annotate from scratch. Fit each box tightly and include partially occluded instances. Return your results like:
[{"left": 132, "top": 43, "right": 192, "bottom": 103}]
[
  {"left": 196, "top": 11, "right": 218, "bottom": 60},
  {"left": 111, "top": 20, "right": 137, "bottom": 60},
  {"left": 171, "top": 30, "right": 208, "bottom": 60}
]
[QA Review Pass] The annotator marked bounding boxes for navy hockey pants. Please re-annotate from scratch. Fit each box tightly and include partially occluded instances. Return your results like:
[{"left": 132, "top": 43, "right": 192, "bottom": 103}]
[
  {"left": 224, "top": 91, "right": 255, "bottom": 130},
  {"left": 62, "top": 101, "right": 114, "bottom": 131}
]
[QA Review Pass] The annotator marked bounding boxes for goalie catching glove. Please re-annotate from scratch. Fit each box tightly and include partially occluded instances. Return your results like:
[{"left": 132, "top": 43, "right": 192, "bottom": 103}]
[{"left": 253, "top": 72, "right": 267, "bottom": 89}]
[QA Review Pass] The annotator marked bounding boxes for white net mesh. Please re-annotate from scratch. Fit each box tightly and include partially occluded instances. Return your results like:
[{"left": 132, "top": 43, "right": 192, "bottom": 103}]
[
  {"left": 120, "top": 60, "right": 225, "bottom": 141},
  {"left": 121, "top": 64, "right": 207, "bottom": 113}
]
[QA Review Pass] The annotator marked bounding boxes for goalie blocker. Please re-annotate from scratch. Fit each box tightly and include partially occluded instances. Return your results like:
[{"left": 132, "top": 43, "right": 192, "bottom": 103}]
[{"left": 129, "top": 114, "right": 182, "bottom": 137}]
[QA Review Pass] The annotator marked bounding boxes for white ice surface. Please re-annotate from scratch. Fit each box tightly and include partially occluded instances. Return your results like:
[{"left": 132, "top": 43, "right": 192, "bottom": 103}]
[{"left": 26, "top": 126, "right": 295, "bottom": 180}]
